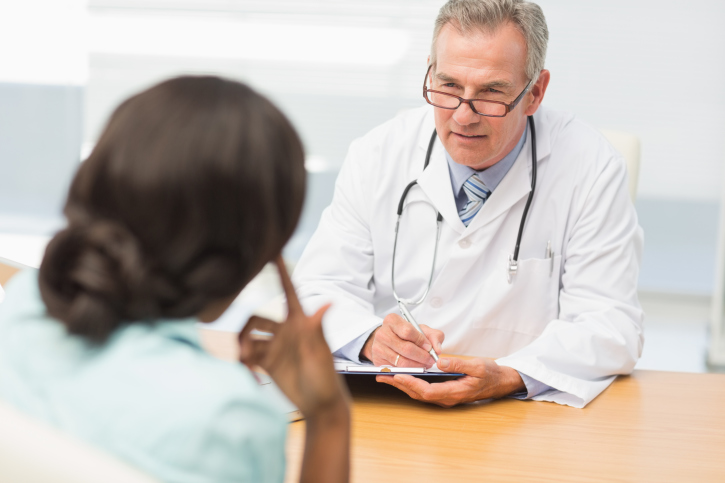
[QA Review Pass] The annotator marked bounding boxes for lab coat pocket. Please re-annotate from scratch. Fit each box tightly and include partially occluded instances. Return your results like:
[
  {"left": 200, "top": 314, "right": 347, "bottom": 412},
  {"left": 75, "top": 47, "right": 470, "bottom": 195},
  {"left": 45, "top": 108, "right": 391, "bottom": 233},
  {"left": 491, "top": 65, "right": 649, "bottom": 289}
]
[{"left": 473, "top": 251, "right": 562, "bottom": 337}]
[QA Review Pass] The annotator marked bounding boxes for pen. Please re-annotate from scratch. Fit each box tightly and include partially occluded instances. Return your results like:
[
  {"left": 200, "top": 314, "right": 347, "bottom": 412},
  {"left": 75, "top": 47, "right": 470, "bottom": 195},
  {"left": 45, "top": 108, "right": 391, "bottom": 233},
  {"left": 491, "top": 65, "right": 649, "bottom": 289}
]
[
  {"left": 397, "top": 301, "right": 439, "bottom": 362},
  {"left": 546, "top": 240, "right": 553, "bottom": 275}
]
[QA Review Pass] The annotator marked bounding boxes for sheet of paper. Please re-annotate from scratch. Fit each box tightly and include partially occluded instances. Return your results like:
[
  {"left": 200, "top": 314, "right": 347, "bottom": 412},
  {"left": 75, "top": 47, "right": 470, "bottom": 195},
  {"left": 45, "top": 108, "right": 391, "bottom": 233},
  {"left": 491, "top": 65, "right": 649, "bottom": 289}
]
[{"left": 333, "top": 357, "right": 446, "bottom": 373}]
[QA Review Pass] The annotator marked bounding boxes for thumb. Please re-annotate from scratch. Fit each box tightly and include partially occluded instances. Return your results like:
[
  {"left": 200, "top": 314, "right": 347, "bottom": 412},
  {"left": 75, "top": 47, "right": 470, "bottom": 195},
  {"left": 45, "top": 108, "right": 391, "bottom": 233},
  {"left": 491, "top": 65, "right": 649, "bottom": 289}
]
[{"left": 436, "top": 357, "right": 477, "bottom": 375}]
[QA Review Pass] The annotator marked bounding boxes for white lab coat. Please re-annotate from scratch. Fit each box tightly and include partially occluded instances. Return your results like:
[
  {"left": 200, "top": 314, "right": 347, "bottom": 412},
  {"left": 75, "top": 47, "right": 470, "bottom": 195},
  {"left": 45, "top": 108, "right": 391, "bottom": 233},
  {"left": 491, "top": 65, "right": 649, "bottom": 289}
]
[{"left": 293, "top": 105, "right": 644, "bottom": 408}]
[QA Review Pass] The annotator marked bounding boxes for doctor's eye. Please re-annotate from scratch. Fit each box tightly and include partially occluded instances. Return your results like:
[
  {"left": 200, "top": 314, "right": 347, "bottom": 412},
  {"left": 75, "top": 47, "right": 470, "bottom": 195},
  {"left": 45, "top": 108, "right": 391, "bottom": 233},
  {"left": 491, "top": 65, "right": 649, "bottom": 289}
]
[{"left": 439, "top": 83, "right": 460, "bottom": 91}]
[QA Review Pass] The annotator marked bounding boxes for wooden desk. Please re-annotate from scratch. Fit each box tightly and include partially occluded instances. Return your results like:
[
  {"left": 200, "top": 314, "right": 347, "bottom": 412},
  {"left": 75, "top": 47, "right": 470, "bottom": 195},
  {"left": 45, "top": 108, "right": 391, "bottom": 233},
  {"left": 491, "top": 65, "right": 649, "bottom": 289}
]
[
  {"left": 10, "top": 267, "right": 720, "bottom": 479},
  {"left": 199, "top": 328, "right": 725, "bottom": 482},
  {"left": 2, "top": 276, "right": 718, "bottom": 481}
]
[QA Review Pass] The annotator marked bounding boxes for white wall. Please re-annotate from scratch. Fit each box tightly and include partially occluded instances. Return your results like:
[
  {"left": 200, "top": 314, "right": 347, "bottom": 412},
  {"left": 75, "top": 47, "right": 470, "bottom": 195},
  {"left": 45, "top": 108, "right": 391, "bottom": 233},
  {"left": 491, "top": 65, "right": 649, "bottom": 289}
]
[
  {"left": 0, "top": 1, "right": 86, "bottom": 232},
  {"left": 84, "top": 0, "right": 441, "bottom": 172},
  {"left": 2, "top": 0, "right": 723, "bottom": 293},
  {"left": 0, "top": 0, "right": 87, "bottom": 86},
  {"left": 4, "top": 0, "right": 723, "bottom": 203},
  {"left": 82, "top": 0, "right": 725, "bottom": 201},
  {"left": 539, "top": 0, "right": 725, "bottom": 201}
]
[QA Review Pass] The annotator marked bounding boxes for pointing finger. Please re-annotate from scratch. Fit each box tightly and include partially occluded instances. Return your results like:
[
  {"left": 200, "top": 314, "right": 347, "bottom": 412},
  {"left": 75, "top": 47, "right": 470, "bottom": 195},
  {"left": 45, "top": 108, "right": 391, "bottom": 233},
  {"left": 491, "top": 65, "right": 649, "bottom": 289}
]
[{"left": 276, "top": 255, "right": 303, "bottom": 318}]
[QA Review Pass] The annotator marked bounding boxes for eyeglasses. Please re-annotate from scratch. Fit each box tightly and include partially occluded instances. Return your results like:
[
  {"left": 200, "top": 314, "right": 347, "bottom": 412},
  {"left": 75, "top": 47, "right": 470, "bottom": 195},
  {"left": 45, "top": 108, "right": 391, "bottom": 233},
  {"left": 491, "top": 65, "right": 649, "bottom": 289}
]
[{"left": 422, "top": 64, "right": 533, "bottom": 118}]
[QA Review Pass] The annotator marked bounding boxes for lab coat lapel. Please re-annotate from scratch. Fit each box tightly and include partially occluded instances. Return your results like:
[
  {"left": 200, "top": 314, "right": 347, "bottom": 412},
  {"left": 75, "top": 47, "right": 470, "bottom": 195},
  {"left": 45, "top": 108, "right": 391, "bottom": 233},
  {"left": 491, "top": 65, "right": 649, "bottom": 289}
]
[
  {"left": 464, "top": 145, "right": 531, "bottom": 233},
  {"left": 414, "top": 111, "right": 552, "bottom": 237},
  {"left": 416, "top": 135, "right": 465, "bottom": 235},
  {"left": 464, "top": 117, "right": 551, "bottom": 234}
]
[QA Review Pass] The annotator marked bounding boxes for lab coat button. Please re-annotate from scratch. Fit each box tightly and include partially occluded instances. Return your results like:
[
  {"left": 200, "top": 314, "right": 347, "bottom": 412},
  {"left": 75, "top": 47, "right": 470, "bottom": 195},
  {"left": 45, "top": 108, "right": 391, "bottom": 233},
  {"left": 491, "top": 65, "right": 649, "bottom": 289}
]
[
  {"left": 459, "top": 239, "right": 471, "bottom": 249},
  {"left": 430, "top": 297, "right": 443, "bottom": 308}
]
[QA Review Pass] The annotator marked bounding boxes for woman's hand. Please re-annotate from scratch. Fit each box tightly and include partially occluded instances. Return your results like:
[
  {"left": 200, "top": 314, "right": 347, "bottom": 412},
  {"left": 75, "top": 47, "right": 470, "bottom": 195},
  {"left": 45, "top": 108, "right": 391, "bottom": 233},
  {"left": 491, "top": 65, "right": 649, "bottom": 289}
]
[
  {"left": 238, "top": 256, "right": 349, "bottom": 419},
  {"left": 239, "top": 256, "right": 350, "bottom": 483}
]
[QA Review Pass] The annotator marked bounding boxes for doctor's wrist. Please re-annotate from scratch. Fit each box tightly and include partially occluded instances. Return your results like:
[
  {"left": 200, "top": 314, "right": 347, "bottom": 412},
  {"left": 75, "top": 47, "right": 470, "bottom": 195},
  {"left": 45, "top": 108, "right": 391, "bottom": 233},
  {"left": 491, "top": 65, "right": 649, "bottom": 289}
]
[
  {"left": 359, "top": 328, "right": 379, "bottom": 362},
  {"left": 494, "top": 364, "right": 526, "bottom": 397}
]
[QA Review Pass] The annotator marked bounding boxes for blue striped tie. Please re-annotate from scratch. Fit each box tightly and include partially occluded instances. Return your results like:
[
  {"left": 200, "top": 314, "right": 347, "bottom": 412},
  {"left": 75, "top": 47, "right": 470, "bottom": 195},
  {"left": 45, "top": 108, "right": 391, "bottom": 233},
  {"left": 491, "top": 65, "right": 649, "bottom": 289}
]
[{"left": 458, "top": 174, "right": 491, "bottom": 227}]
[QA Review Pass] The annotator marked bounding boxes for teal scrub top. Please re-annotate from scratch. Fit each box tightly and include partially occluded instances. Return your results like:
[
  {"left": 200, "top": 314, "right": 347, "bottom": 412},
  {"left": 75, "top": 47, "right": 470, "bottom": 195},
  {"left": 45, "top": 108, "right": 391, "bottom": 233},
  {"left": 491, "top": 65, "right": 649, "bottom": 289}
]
[{"left": 0, "top": 270, "right": 287, "bottom": 483}]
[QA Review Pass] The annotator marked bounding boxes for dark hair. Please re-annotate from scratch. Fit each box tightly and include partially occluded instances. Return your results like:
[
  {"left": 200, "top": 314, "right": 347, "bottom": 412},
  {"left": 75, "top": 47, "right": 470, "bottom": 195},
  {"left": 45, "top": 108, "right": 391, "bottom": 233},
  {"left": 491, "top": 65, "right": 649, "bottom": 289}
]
[{"left": 39, "top": 76, "right": 306, "bottom": 343}]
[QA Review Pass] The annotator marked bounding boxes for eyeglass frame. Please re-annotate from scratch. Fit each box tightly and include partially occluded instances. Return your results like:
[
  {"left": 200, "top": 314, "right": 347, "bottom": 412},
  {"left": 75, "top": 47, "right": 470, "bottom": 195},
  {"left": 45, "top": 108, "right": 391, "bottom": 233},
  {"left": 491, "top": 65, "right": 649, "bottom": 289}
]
[{"left": 422, "top": 64, "right": 533, "bottom": 118}]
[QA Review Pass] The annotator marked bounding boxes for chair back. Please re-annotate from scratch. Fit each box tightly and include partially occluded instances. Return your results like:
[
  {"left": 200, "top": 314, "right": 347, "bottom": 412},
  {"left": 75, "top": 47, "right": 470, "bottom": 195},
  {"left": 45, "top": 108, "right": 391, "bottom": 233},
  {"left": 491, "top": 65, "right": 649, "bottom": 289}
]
[
  {"left": 599, "top": 129, "right": 640, "bottom": 201},
  {"left": 0, "top": 400, "right": 159, "bottom": 483}
]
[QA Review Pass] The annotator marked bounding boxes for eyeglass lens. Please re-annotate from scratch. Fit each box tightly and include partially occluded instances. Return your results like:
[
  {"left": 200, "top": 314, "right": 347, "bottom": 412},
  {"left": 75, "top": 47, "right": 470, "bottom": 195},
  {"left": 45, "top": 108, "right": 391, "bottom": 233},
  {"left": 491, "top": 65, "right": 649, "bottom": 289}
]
[{"left": 426, "top": 91, "right": 507, "bottom": 116}]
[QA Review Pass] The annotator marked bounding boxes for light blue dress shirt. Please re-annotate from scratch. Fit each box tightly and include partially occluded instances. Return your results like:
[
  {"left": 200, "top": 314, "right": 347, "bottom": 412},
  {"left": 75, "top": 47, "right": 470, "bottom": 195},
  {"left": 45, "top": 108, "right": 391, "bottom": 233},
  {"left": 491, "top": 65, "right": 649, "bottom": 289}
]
[
  {"left": 335, "top": 125, "right": 552, "bottom": 399},
  {"left": 0, "top": 270, "right": 287, "bottom": 483},
  {"left": 445, "top": 125, "right": 527, "bottom": 212}
]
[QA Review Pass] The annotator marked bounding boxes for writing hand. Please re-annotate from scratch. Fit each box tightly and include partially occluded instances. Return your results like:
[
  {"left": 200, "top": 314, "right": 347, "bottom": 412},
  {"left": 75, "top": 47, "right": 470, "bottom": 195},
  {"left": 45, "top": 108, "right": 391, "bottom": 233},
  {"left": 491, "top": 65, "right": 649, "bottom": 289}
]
[{"left": 361, "top": 313, "right": 444, "bottom": 368}]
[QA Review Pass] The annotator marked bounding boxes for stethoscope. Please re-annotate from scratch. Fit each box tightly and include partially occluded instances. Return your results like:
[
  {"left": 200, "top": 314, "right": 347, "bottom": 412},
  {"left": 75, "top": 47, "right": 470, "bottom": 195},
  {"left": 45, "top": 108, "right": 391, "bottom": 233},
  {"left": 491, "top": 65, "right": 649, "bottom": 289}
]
[{"left": 391, "top": 115, "right": 538, "bottom": 317}]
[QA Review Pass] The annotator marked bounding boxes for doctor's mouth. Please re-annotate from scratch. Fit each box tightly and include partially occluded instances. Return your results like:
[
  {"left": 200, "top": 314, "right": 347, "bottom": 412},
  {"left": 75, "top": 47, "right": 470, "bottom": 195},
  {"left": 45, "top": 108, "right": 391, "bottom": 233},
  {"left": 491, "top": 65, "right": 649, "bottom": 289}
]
[{"left": 453, "top": 132, "right": 486, "bottom": 138}]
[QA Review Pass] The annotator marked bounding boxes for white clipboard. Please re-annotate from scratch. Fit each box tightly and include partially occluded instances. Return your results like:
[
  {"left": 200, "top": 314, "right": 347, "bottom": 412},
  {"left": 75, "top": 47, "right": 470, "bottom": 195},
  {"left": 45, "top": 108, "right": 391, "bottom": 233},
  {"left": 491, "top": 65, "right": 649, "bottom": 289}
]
[{"left": 334, "top": 357, "right": 464, "bottom": 376}]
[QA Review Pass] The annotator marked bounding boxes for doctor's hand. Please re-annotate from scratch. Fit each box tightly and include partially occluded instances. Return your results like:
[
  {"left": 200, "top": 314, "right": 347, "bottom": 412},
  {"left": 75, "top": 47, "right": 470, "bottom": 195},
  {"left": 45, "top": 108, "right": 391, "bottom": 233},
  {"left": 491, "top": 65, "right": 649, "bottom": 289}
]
[
  {"left": 360, "top": 313, "right": 444, "bottom": 368},
  {"left": 376, "top": 357, "right": 525, "bottom": 408}
]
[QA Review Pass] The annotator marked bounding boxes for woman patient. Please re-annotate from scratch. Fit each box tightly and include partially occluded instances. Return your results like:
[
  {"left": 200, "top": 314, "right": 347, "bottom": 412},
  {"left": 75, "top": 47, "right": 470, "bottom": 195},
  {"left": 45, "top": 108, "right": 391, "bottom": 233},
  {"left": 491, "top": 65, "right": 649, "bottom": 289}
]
[{"left": 0, "top": 76, "right": 349, "bottom": 482}]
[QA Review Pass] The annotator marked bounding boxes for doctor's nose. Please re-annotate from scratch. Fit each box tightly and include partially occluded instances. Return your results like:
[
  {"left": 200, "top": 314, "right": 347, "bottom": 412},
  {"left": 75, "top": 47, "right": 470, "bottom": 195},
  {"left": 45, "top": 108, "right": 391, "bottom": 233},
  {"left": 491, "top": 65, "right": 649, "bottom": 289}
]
[{"left": 452, "top": 100, "right": 480, "bottom": 127}]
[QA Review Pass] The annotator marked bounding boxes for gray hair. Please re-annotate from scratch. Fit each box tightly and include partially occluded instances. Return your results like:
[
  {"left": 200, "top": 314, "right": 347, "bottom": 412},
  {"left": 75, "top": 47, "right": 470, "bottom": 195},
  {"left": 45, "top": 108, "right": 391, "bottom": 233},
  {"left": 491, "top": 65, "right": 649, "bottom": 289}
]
[{"left": 430, "top": 0, "right": 549, "bottom": 82}]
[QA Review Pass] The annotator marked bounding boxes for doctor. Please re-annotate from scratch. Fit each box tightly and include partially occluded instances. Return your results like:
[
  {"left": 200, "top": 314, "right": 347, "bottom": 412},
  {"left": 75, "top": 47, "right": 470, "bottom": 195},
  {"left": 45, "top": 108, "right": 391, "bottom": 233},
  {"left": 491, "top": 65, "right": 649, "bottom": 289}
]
[{"left": 293, "top": 0, "right": 643, "bottom": 408}]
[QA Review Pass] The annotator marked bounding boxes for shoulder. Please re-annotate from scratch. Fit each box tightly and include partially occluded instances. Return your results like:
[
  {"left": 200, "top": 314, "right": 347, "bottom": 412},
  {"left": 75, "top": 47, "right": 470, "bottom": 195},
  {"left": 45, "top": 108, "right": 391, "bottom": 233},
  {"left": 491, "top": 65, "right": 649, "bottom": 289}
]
[
  {"left": 339, "top": 105, "right": 434, "bottom": 189},
  {"left": 0, "top": 271, "right": 287, "bottom": 481},
  {"left": 104, "top": 323, "right": 284, "bottom": 419},
  {"left": 346, "top": 105, "right": 433, "bottom": 162},
  {"left": 0, "top": 275, "right": 287, "bottom": 482},
  {"left": 535, "top": 106, "right": 626, "bottom": 184},
  {"left": 0, "top": 269, "right": 77, "bottom": 357},
  {"left": 0, "top": 269, "right": 44, "bottom": 319},
  {"left": 354, "top": 105, "right": 432, "bottom": 145},
  {"left": 91, "top": 327, "right": 287, "bottom": 481},
  {"left": 537, "top": 106, "right": 622, "bottom": 166}
]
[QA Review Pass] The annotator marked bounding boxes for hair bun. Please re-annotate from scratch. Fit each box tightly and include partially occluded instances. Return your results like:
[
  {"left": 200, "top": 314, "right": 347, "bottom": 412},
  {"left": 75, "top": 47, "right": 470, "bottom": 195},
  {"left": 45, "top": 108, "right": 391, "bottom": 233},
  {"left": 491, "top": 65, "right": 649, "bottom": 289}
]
[{"left": 39, "top": 221, "right": 167, "bottom": 342}]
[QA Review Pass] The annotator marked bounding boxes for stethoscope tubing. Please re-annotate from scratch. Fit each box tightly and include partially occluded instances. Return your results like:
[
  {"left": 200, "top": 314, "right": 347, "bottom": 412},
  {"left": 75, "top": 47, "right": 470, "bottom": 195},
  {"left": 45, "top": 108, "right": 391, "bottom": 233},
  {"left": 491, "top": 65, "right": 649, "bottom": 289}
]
[
  {"left": 392, "top": 115, "right": 537, "bottom": 303},
  {"left": 513, "top": 116, "right": 537, "bottom": 262}
]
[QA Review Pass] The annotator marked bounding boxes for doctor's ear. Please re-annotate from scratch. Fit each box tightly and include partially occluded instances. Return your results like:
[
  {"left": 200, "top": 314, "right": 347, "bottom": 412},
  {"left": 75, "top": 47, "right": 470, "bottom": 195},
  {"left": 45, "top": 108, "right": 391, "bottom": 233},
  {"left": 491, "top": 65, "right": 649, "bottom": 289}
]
[{"left": 524, "top": 69, "right": 550, "bottom": 117}]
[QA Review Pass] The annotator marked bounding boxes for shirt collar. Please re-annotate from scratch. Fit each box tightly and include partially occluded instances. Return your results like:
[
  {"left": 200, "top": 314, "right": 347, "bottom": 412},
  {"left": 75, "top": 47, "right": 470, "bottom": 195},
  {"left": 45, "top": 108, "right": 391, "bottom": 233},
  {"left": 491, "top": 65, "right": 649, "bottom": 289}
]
[
  {"left": 446, "top": 124, "right": 528, "bottom": 195},
  {"left": 141, "top": 319, "right": 203, "bottom": 350}
]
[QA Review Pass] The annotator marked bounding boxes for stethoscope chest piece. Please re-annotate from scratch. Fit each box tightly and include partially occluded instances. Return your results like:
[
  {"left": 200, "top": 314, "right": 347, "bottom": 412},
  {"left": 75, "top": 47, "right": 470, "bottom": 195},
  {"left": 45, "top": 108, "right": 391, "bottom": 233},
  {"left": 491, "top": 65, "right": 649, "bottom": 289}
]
[{"left": 507, "top": 255, "right": 518, "bottom": 284}]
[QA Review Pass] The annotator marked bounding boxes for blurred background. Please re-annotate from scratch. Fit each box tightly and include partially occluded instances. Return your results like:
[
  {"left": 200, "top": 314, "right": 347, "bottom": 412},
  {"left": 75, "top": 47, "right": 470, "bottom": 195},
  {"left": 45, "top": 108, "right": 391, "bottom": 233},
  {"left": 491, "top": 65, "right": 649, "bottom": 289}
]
[{"left": 1, "top": 0, "right": 723, "bottom": 372}]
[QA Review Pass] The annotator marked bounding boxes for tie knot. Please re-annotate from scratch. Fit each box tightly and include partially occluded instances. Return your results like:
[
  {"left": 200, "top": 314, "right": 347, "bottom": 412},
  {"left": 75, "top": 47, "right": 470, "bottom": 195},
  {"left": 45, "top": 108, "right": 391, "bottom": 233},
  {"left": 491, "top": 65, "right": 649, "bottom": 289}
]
[
  {"left": 458, "top": 174, "right": 491, "bottom": 227},
  {"left": 462, "top": 174, "right": 490, "bottom": 203}
]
